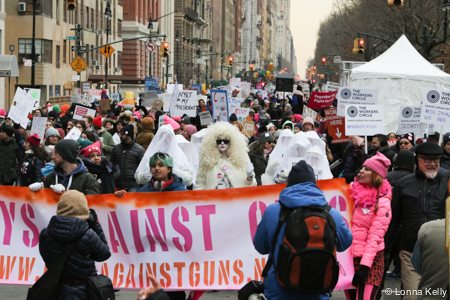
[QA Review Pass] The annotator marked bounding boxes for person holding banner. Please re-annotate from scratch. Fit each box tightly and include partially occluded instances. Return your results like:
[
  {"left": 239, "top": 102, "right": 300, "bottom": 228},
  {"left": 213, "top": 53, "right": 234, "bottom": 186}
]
[
  {"left": 195, "top": 122, "right": 256, "bottom": 190},
  {"left": 20, "top": 134, "right": 47, "bottom": 187}
]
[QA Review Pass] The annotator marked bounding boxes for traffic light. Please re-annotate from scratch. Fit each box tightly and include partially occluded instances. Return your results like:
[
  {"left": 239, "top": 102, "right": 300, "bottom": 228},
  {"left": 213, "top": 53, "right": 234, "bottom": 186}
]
[
  {"left": 253, "top": 72, "right": 258, "bottom": 78},
  {"left": 163, "top": 41, "right": 169, "bottom": 57},
  {"left": 67, "top": 0, "right": 76, "bottom": 10},
  {"left": 322, "top": 57, "right": 326, "bottom": 66},
  {"left": 249, "top": 64, "right": 254, "bottom": 71},
  {"left": 358, "top": 38, "right": 365, "bottom": 54},
  {"left": 228, "top": 56, "right": 233, "bottom": 66},
  {"left": 388, "top": 0, "right": 403, "bottom": 7},
  {"left": 268, "top": 62, "right": 274, "bottom": 71},
  {"left": 261, "top": 82, "right": 266, "bottom": 87}
]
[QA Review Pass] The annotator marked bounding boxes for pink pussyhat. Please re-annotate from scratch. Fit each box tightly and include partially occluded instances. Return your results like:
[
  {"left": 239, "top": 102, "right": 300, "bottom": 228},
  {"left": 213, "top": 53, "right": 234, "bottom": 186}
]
[
  {"left": 164, "top": 116, "right": 180, "bottom": 131},
  {"left": 363, "top": 152, "right": 391, "bottom": 179}
]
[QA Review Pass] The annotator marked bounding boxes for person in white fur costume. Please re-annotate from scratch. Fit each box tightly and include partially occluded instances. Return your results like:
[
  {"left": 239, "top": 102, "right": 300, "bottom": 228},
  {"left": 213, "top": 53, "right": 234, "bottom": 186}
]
[{"left": 195, "top": 122, "right": 256, "bottom": 190}]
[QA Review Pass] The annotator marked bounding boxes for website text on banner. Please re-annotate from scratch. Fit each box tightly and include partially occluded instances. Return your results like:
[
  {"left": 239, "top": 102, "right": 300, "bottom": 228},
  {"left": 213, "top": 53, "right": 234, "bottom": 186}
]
[
  {"left": 0, "top": 179, "right": 354, "bottom": 291},
  {"left": 420, "top": 89, "right": 450, "bottom": 133},
  {"left": 336, "top": 87, "right": 378, "bottom": 116},
  {"left": 324, "top": 108, "right": 350, "bottom": 144},
  {"left": 345, "top": 104, "right": 384, "bottom": 136},
  {"left": 308, "top": 91, "right": 338, "bottom": 109}
]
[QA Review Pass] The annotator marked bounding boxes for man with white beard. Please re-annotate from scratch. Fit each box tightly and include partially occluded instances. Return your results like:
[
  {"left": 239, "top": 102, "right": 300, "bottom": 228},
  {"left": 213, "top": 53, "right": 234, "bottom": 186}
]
[{"left": 385, "top": 142, "right": 450, "bottom": 300}]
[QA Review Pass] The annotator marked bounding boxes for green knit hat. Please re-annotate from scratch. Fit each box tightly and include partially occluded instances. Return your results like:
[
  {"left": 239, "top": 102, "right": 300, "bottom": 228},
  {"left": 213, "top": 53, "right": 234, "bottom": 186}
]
[{"left": 52, "top": 105, "right": 61, "bottom": 113}]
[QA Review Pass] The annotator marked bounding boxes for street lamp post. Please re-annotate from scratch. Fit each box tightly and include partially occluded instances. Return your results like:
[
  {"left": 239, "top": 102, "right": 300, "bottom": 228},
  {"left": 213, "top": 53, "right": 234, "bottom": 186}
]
[
  {"left": 104, "top": 1, "right": 112, "bottom": 89},
  {"left": 443, "top": 1, "right": 450, "bottom": 45},
  {"left": 175, "top": 31, "right": 180, "bottom": 80},
  {"left": 31, "top": 0, "right": 36, "bottom": 86},
  {"left": 197, "top": 42, "right": 201, "bottom": 84},
  {"left": 148, "top": 17, "right": 153, "bottom": 77}
]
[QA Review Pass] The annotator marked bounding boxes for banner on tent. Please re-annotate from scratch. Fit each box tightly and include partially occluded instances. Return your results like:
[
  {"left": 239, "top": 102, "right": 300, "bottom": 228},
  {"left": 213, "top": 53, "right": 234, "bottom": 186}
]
[
  {"left": 0, "top": 180, "right": 354, "bottom": 290},
  {"left": 397, "top": 106, "right": 421, "bottom": 137},
  {"left": 337, "top": 87, "right": 378, "bottom": 116},
  {"left": 345, "top": 104, "right": 384, "bottom": 136}
]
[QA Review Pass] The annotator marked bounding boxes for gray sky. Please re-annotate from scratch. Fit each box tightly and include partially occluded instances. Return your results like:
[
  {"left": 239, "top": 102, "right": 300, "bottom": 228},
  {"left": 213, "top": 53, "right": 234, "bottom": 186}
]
[{"left": 290, "top": 0, "right": 335, "bottom": 78}]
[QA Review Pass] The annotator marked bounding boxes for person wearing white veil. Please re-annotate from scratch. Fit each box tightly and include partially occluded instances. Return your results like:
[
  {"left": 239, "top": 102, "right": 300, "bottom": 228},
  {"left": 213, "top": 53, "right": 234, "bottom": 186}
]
[
  {"left": 135, "top": 124, "right": 194, "bottom": 187},
  {"left": 261, "top": 129, "right": 294, "bottom": 185},
  {"left": 174, "top": 134, "right": 199, "bottom": 188},
  {"left": 304, "top": 131, "right": 333, "bottom": 179}
]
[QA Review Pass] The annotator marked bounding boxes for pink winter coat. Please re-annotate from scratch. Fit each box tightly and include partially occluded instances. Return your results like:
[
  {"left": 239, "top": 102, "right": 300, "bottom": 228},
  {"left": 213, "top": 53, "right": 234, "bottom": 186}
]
[{"left": 350, "top": 179, "right": 392, "bottom": 268}]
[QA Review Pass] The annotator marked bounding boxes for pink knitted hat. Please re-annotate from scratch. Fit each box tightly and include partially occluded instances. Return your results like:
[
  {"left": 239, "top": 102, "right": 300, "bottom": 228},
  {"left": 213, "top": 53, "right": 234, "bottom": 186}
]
[
  {"left": 363, "top": 152, "right": 391, "bottom": 179},
  {"left": 164, "top": 116, "right": 180, "bottom": 131},
  {"left": 183, "top": 124, "right": 197, "bottom": 136}
]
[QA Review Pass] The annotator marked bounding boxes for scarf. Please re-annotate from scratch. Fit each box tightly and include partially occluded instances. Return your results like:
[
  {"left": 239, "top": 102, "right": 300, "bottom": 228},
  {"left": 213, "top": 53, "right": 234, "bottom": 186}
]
[
  {"left": 350, "top": 179, "right": 391, "bottom": 208},
  {"left": 82, "top": 158, "right": 116, "bottom": 194}
]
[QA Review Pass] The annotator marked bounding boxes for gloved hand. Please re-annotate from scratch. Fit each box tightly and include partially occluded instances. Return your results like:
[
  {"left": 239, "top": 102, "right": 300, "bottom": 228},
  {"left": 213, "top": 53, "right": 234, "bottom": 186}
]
[
  {"left": 50, "top": 184, "right": 65, "bottom": 194},
  {"left": 29, "top": 182, "right": 44, "bottom": 192},
  {"left": 87, "top": 209, "right": 98, "bottom": 228},
  {"left": 274, "top": 170, "right": 289, "bottom": 184},
  {"left": 246, "top": 165, "right": 254, "bottom": 178},
  {"left": 270, "top": 159, "right": 280, "bottom": 170},
  {"left": 352, "top": 265, "right": 370, "bottom": 286}
]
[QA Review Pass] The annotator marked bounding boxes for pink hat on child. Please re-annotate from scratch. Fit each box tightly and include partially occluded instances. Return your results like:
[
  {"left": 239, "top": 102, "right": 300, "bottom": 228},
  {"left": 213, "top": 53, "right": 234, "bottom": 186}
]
[{"left": 363, "top": 152, "right": 391, "bottom": 179}]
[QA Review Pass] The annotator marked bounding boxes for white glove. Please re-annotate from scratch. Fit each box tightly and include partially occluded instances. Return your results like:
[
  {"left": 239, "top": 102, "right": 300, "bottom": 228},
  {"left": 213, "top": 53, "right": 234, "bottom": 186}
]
[
  {"left": 270, "top": 159, "right": 280, "bottom": 170},
  {"left": 274, "top": 170, "right": 289, "bottom": 184},
  {"left": 173, "top": 168, "right": 194, "bottom": 187},
  {"left": 246, "top": 165, "right": 254, "bottom": 178},
  {"left": 50, "top": 184, "right": 66, "bottom": 194},
  {"left": 29, "top": 182, "right": 44, "bottom": 192}
]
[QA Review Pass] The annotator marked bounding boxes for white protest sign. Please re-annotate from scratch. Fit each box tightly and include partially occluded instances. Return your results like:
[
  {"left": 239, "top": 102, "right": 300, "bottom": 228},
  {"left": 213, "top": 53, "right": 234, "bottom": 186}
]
[
  {"left": 9, "top": 87, "right": 34, "bottom": 128},
  {"left": 73, "top": 105, "right": 97, "bottom": 120},
  {"left": 326, "top": 81, "right": 340, "bottom": 92},
  {"left": 336, "top": 87, "right": 379, "bottom": 116},
  {"left": 302, "top": 105, "right": 317, "bottom": 120},
  {"left": 167, "top": 84, "right": 183, "bottom": 93},
  {"left": 158, "top": 114, "right": 166, "bottom": 128},
  {"left": 210, "top": 90, "right": 228, "bottom": 122},
  {"left": 397, "top": 106, "right": 421, "bottom": 137},
  {"left": 345, "top": 104, "right": 384, "bottom": 136},
  {"left": 233, "top": 107, "right": 250, "bottom": 122},
  {"left": 227, "top": 97, "right": 245, "bottom": 116},
  {"left": 30, "top": 117, "right": 47, "bottom": 144},
  {"left": 23, "top": 88, "right": 41, "bottom": 110},
  {"left": 80, "top": 93, "right": 93, "bottom": 106},
  {"left": 420, "top": 89, "right": 450, "bottom": 132},
  {"left": 138, "top": 91, "right": 159, "bottom": 107},
  {"left": 169, "top": 85, "right": 180, "bottom": 116},
  {"left": 199, "top": 111, "right": 212, "bottom": 126},
  {"left": 64, "top": 127, "right": 82, "bottom": 141},
  {"left": 82, "top": 83, "right": 90, "bottom": 93},
  {"left": 173, "top": 90, "right": 198, "bottom": 117},
  {"left": 71, "top": 95, "right": 81, "bottom": 104},
  {"left": 230, "top": 78, "right": 241, "bottom": 85},
  {"left": 112, "top": 133, "right": 121, "bottom": 145}
]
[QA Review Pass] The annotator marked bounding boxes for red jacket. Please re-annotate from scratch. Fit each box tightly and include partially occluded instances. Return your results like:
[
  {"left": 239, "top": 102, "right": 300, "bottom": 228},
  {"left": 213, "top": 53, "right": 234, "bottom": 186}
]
[{"left": 350, "top": 179, "right": 392, "bottom": 268}]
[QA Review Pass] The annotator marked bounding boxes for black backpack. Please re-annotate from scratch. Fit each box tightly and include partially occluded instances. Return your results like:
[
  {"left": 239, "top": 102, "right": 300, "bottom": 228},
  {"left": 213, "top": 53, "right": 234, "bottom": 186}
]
[{"left": 263, "top": 203, "right": 339, "bottom": 294}]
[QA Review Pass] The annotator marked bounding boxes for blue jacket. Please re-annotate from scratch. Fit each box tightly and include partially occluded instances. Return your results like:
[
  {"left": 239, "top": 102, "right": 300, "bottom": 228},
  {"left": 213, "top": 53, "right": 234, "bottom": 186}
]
[
  {"left": 138, "top": 174, "right": 187, "bottom": 192},
  {"left": 253, "top": 182, "right": 353, "bottom": 300}
]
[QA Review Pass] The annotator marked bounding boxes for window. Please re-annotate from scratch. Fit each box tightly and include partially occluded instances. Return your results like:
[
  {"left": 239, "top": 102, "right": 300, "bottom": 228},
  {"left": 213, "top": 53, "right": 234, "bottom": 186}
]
[
  {"left": 24, "top": 0, "right": 52, "bottom": 18},
  {"left": 55, "top": 85, "right": 61, "bottom": 97},
  {"left": 86, "top": 7, "right": 89, "bottom": 28},
  {"left": 56, "top": 45, "right": 60, "bottom": 68},
  {"left": 91, "top": 8, "right": 94, "bottom": 30},
  {"left": 118, "top": 19, "right": 122, "bottom": 37},
  {"left": 63, "top": 41, "right": 66, "bottom": 64},
  {"left": 18, "top": 39, "right": 53, "bottom": 63},
  {"left": 49, "top": 85, "right": 53, "bottom": 97},
  {"left": 117, "top": 51, "right": 122, "bottom": 69}
]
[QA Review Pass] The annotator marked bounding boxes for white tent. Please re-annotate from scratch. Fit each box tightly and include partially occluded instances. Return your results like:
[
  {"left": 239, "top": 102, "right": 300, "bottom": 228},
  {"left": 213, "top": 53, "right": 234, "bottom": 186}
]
[{"left": 349, "top": 35, "right": 450, "bottom": 135}]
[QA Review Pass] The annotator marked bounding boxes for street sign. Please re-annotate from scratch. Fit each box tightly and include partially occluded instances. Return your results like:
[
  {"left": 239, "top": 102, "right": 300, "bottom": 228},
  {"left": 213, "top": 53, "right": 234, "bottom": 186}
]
[
  {"left": 71, "top": 46, "right": 87, "bottom": 51},
  {"left": 100, "top": 44, "right": 115, "bottom": 58},
  {"left": 146, "top": 42, "right": 156, "bottom": 53},
  {"left": 66, "top": 36, "right": 77, "bottom": 41},
  {"left": 166, "top": 74, "right": 173, "bottom": 77},
  {"left": 70, "top": 56, "right": 88, "bottom": 73},
  {"left": 24, "top": 59, "right": 32, "bottom": 67},
  {"left": 333, "top": 56, "right": 342, "bottom": 64}
]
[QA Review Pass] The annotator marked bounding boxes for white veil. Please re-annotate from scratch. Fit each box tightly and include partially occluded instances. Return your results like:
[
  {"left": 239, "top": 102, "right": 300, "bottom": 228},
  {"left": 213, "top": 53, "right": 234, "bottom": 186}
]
[
  {"left": 174, "top": 135, "right": 199, "bottom": 186},
  {"left": 304, "top": 131, "right": 333, "bottom": 179},
  {"left": 261, "top": 129, "right": 294, "bottom": 185}
]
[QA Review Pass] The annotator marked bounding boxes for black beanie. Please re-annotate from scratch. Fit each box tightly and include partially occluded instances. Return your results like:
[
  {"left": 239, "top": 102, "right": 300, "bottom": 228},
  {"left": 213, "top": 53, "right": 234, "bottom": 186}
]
[
  {"left": 55, "top": 139, "right": 79, "bottom": 164},
  {"left": 415, "top": 142, "right": 443, "bottom": 156},
  {"left": 393, "top": 150, "right": 415, "bottom": 173},
  {"left": 287, "top": 160, "right": 316, "bottom": 187},
  {"left": 120, "top": 124, "right": 135, "bottom": 139},
  {"left": 48, "top": 111, "right": 58, "bottom": 120},
  {"left": 229, "top": 113, "right": 238, "bottom": 122},
  {"left": 1, "top": 125, "right": 14, "bottom": 137}
]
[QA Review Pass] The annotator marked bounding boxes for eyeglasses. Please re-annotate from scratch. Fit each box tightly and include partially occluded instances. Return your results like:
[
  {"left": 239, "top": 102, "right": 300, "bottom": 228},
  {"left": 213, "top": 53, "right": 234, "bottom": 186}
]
[
  {"left": 266, "top": 141, "right": 272, "bottom": 144},
  {"left": 49, "top": 118, "right": 56, "bottom": 121},
  {"left": 399, "top": 142, "right": 410, "bottom": 146},
  {"left": 216, "top": 139, "right": 230, "bottom": 145},
  {"left": 417, "top": 156, "right": 440, "bottom": 164}
]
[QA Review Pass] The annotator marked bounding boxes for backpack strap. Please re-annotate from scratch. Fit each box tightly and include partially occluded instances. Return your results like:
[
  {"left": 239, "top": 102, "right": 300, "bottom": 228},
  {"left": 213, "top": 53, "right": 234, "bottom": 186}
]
[{"left": 262, "top": 203, "right": 290, "bottom": 278}]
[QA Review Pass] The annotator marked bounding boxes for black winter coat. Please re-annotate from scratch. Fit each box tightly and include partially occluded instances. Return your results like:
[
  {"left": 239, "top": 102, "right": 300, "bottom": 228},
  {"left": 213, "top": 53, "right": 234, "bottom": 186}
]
[
  {"left": 39, "top": 216, "right": 111, "bottom": 300},
  {"left": 385, "top": 169, "right": 450, "bottom": 253},
  {"left": 20, "top": 153, "right": 44, "bottom": 186},
  {"left": 248, "top": 152, "right": 269, "bottom": 186},
  {"left": 385, "top": 168, "right": 412, "bottom": 188},
  {"left": 0, "top": 137, "right": 23, "bottom": 184},
  {"left": 441, "top": 152, "right": 450, "bottom": 171},
  {"left": 110, "top": 140, "right": 145, "bottom": 189}
]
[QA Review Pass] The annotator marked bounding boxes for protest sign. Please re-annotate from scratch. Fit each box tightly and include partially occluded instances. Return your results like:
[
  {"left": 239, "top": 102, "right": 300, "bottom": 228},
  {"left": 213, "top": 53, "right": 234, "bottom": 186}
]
[
  {"left": 167, "top": 84, "right": 183, "bottom": 93},
  {"left": 336, "top": 87, "right": 378, "bottom": 116},
  {"left": 71, "top": 95, "right": 81, "bottom": 104},
  {"left": 227, "top": 97, "right": 245, "bottom": 114},
  {"left": 388, "top": 139, "right": 397, "bottom": 147},
  {"left": 230, "top": 78, "right": 241, "bottom": 85},
  {"left": 158, "top": 114, "right": 166, "bottom": 128},
  {"left": 169, "top": 84, "right": 180, "bottom": 116},
  {"left": 324, "top": 108, "right": 350, "bottom": 144},
  {"left": 29, "top": 117, "right": 47, "bottom": 144},
  {"left": 397, "top": 106, "right": 421, "bottom": 137},
  {"left": 88, "top": 89, "right": 109, "bottom": 100},
  {"left": 23, "top": 88, "right": 41, "bottom": 110},
  {"left": 173, "top": 90, "right": 198, "bottom": 117},
  {"left": 308, "top": 90, "right": 338, "bottom": 109},
  {"left": 80, "top": 93, "right": 93, "bottom": 106},
  {"left": 99, "top": 99, "right": 111, "bottom": 111},
  {"left": 73, "top": 105, "right": 96, "bottom": 120},
  {"left": 345, "top": 104, "right": 384, "bottom": 136},
  {"left": 110, "top": 93, "right": 119, "bottom": 102},
  {"left": 0, "top": 180, "right": 354, "bottom": 290},
  {"left": 326, "top": 81, "right": 340, "bottom": 92},
  {"left": 65, "top": 127, "right": 82, "bottom": 140},
  {"left": 112, "top": 133, "right": 121, "bottom": 145},
  {"left": 191, "top": 84, "right": 202, "bottom": 95},
  {"left": 138, "top": 91, "right": 159, "bottom": 108},
  {"left": 82, "top": 82, "right": 91, "bottom": 93},
  {"left": 152, "top": 99, "right": 164, "bottom": 111},
  {"left": 420, "top": 89, "right": 450, "bottom": 132},
  {"left": 255, "top": 83, "right": 263, "bottom": 90},
  {"left": 211, "top": 90, "right": 229, "bottom": 122},
  {"left": 243, "top": 120, "right": 255, "bottom": 136},
  {"left": 9, "top": 87, "right": 35, "bottom": 128},
  {"left": 302, "top": 105, "right": 317, "bottom": 120},
  {"left": 199, "top": 111, "right": 212, "bottom": 126}
]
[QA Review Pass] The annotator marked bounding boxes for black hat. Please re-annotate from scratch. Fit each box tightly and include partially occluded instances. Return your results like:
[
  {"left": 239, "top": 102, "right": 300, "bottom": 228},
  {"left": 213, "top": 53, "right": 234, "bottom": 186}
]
[
  {"left": 229, "top": 113, "right": 238, "bottom": 122},
  {"left": 399, "top": 132, "right": 414, "bottom": 145},
  {"left": 181, "top": 116, "right": 191, "bottom": 125},
  {"left": 0, "top": 125, "right": 14, "bottom": 137},
  {"left": 120, "top": 124, "right": 135, "bottom": 139},
  {"left": 55, "top": 139, "right": 79, "bottom": 164},
  {"left": 443, "top": 132, "right": 450, "bottom": 147},
  {"left": 393, "top": 150, "right": 415, "bottom": 172},
  {"left": 48, "top": 111, "right": 58, "bottom": 120},
  {"left": 415, "top": 142, "right": 443, "bottom": 156},
  {"left": 259, "top": 132, "right": 274, "bottom": 144},
  {"left": 287, "top": 160, "right": 316, "bottom": 187}
]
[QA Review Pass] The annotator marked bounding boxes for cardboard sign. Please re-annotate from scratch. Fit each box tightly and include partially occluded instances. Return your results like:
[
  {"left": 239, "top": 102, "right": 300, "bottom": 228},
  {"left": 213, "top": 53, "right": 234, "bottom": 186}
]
[
  {"left": 30, "top": 117, "right": 47, "bottom": 144},
  {"left": 80, "top": 93, "right": 93, "bottom": 106},
  {"left": 99, "top": 99, "right": 111, "bottom": 111},
  {"left": 173, "top": 90, "right": 198, "bottom": 117},
  {"left": 420, "top": 89, "right": 450, "bottom": 132},
  {"left": 308, "top": 90, "right": 338, "bottom": 109},
  {"left": 49, "top": 96, "right": 72, "bottom": 106},
  {"left": 112, "top": 133, "right": 121, "bottom": 145},
  {"left": 65, "top": 127, "right": 82, "bottom": 140},
  {"left": 138, "top": 91, "right": 159, "bottom": 108},
  {"left": 345, "top": 104, "right": 384, "bottom": 136},
  {"left": 336, "top": 87, "right": 379, "bottom": 116},
  {"left": 152, "top": 99, "right": 164, "bottom": 111},
  {"left": 243, "top": 120, "right": 255, "bottom": 136},
  {"left": 199, "top": 111, "right": 212, "bottom": 126},
  {"left": 73, "top": 105, "right": 96, "bottom": 120},
  {"left": 324, "top": 108, "right": 350, "bottom": 144},
  {"left": 211, "top": 90, "right": 229, "bottom": 122},
  {"left": 397, "top": 105, "right": 421, "bottom": 137},
  {"left": 9, "top": 87, "right": 35, "bottom": 128},
  {"left": 23, "top": 88, "right": 41, "bottom": 110}
]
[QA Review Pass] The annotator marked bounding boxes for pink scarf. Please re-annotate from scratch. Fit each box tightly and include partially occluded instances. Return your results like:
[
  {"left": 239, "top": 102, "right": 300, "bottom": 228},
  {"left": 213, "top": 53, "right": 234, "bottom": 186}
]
[{"left": 350, "top": 179, "right": 391, "bottom": 208}]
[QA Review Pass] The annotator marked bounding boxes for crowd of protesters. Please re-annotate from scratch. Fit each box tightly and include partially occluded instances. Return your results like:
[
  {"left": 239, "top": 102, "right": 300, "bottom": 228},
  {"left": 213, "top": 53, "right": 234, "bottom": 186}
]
[{"left": 2, "top": 88, "right": 450, "bottom": 300}]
